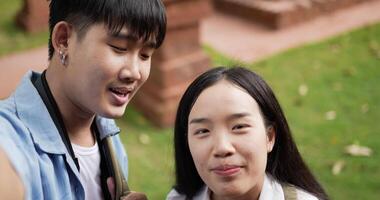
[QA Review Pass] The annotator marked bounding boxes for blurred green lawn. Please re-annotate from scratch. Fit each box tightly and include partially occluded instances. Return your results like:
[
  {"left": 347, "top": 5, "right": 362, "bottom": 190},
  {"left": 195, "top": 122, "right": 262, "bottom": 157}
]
[
  {"left": 0, "top": 0, "right": 48, "bottom": 57},
  {"left": 121, "top": 23, "right": 380, "bottom": 199},
  {"left": 1, "top": 1, "right": 379, "bottom": 199}
]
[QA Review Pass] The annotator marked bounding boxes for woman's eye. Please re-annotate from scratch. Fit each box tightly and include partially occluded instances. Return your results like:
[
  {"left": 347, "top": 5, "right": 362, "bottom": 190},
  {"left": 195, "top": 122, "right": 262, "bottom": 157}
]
[
  {"left": 194, "top": 129, "right": 209, "bottom": 135},
  {"left": 232, "top": 124, "right": 249, "bottom": 130}
]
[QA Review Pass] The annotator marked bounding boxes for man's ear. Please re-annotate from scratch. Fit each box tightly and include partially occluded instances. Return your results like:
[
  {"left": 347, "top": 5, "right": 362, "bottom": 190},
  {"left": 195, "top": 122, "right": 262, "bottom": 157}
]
[
  {"left": 51, "top": 21, "right": 72, "bottom": 53},
  {"left": 266, "top": 125, "right": 276, "bottom": 153}
]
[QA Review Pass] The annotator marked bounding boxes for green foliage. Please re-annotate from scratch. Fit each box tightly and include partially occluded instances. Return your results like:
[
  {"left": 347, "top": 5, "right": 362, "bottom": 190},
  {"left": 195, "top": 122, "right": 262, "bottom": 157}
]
[
  {"left": 116, "top": 107, "right": 175, "bottom": 200},
  {"left": 0, "top": 0, "right": 48, "bottom": 57},
  {"left": 121, "top": 23, "right": 380, "bottom": 199},
  {"left": 210, "top": 23, "right": 380, "bottom": 199}
]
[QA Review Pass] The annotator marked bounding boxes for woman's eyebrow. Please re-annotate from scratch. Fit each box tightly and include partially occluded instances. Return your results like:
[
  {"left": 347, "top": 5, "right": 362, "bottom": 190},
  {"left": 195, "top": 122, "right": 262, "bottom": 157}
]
[
  {"left": 189, "top": 113, "right": 251, "bottom": 124},
  {"left": 189, "top": 117, "right": 211, "bottom": 125},
  {"left": 227, "top": 112, "right": 251, "bottom": 121}
]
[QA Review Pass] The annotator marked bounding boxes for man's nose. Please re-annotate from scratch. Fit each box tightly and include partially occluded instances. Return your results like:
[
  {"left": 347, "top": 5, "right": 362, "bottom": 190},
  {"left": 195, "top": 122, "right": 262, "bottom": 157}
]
[
  {"left": 119, "top": 55, "right": 141, "bottom": 82},
  {"left": 213, "top": 131, "right": 235, "bottom": 158}
]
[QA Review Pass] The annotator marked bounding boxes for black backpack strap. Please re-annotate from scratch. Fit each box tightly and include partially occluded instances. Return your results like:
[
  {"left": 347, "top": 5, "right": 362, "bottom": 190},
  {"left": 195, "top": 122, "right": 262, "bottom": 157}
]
[
  {"left": 33, "top": 71, "right": 115, "bottom": 199},
  {"left": 93, "top": 122, "right": 112, "bottom": 200},
  {"left": 32, "top": 71, "right": 80, "bottom": 171}
]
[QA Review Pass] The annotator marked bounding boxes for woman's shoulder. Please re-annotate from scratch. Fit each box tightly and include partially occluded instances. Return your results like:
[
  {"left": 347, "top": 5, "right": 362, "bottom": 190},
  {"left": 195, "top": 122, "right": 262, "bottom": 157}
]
[
  {"left": 267, "top": 174, "right": 319, "bottom": 200},
  {"left": 282, "top": 183, "right": 319, "bottom": 200},
  {"left": 295, "top": 187, "right": 319, "bottom": 200},
  {"left": 166, "top": 189, "right": 186, "bottom": 200}
]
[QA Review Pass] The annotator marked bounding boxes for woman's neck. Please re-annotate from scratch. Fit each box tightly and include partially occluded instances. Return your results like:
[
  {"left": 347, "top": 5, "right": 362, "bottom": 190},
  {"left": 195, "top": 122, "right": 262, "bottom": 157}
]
[
  {"left": 210, "top": 175, "right": 265, "bottom": 200},
  {"left": 211, "top": 191, "right": 260, "bottom": 200}
]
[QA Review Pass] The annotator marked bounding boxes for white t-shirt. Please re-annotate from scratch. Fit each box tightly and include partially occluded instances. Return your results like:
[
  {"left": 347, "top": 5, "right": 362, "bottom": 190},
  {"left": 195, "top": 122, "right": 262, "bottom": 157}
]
[
  {"left": 166, "top": 174, "right": 319, "bottom": 200},
  {"left": 72, "top": 142, "right": 103, "bottom": 200}
]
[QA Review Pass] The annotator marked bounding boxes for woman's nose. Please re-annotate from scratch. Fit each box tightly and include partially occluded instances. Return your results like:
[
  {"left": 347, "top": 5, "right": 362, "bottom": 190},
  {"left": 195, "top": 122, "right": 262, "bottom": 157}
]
[{"left": 213, "top": 132, "right": 235, "bottom": 158}]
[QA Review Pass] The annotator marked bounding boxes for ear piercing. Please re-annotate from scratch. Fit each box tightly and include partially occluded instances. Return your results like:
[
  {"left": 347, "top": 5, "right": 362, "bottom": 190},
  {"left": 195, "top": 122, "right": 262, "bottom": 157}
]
[{"left": 59, "top": 50, "right": 67, "bottom": 66}]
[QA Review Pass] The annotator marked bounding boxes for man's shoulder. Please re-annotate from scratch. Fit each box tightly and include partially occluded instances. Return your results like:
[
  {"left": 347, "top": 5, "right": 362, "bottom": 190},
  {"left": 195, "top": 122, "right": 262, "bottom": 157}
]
[
  {"left": 0, "top": 95, "right": 33, "bottom": 149},
  {"left": 0, "top": 96, "right": 22, "bottom": 132},
  {"left": 0, "top": 94, "right": 16, "bottom": 114},
  {"left": 0, "top": 70, "right": 33, "bottom": 129}
]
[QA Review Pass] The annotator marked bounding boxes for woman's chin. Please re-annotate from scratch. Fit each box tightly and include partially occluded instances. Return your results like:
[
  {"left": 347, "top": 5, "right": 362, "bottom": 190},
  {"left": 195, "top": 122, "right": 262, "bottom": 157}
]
[{"left": 211, "top": 185, "right": 246, "bottom": 199}]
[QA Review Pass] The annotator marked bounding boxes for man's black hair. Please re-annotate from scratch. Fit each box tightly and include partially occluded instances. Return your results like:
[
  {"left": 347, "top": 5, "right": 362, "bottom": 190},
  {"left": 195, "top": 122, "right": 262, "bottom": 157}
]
[{"left": 48, "top": 0, "right": 166, "bottom": 60}]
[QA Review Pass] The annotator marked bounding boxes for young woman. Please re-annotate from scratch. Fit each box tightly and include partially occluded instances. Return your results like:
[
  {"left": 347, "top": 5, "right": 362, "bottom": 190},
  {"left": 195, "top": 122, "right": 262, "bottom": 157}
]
[{"left": 167, "top": 67, "right": 328, "bottom": 200}]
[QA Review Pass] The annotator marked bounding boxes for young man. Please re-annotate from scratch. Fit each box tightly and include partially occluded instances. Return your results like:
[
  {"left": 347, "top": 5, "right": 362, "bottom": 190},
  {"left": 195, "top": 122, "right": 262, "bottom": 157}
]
[{"left": 0, "top": 0, "right": 166, "bottom": 199}]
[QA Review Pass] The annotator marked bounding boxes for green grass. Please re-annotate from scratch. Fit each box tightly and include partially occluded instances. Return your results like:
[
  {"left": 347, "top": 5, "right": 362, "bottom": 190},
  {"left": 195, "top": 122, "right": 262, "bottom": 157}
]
[
  {"left": 116, "top": 108, "right": 175, "bottom": 200},
  {"left": 120, "top": 23, "right": 380, "bottom": 199},
  {"left": 247, "top": 24, "right": 380, "bottom": 199},
  {"left": 0, "top": 0, "right": 48, "bottom": 57}
]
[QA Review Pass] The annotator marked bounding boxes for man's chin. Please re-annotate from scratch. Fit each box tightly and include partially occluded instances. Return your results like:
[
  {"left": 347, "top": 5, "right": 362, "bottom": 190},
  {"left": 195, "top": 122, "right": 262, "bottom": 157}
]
[{"left": 99, "top": 107, "right": 127, "bottom": 119}]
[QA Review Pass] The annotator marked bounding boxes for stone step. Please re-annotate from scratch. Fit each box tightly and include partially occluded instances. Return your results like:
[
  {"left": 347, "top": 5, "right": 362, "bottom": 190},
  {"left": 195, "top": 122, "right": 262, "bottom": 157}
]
[{"left": 214, "top": 0, "right": 376, "bottom": 29}]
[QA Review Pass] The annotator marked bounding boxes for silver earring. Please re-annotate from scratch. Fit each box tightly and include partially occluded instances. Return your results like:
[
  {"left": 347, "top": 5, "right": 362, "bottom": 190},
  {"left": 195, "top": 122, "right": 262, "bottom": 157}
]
[{"left": 59, "top": 50, "right": 67, "bottom": 66}]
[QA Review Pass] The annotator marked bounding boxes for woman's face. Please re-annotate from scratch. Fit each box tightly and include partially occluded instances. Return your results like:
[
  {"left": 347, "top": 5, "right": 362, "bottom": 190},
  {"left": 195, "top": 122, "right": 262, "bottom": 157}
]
[{"left": 187, "top": 80, "right": 275, "bottom": 199}]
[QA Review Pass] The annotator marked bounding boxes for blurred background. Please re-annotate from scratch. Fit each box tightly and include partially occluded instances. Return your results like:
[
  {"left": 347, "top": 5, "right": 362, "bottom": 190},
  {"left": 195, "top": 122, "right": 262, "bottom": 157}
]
[{"left": 0, "top": 0, "right": 379, "bottom": 199}]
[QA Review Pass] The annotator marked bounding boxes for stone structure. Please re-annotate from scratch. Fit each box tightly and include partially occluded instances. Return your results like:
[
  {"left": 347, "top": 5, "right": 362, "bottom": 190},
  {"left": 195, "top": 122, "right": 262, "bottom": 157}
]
[
  {"left": 214, "top": 0, "right": 376, "bottom": 29},
  {"left": 16, "top": 0, "right": 49, "bottom": 33},
  {"left": 132, "top": 0, "right": 212, "bottom": 127}
]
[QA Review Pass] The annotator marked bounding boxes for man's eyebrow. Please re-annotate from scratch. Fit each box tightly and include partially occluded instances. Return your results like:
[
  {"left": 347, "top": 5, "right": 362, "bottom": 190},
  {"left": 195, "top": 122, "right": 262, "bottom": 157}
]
[
  {"left": 109, "top": 33, "right": 157, "bottom": 48},
  {"left": 189, "top": 117, "right": 211, "bottom": 125},
  {"left": 109, "top": 32, "right": 138, "bottom": 40},
  {"left": 144, "top": 41, "right": 157, "bottom": 49}
]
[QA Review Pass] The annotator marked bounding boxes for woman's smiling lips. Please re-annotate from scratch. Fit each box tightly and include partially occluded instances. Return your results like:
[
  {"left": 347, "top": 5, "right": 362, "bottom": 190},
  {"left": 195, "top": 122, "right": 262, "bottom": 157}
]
[{"left": 211, "top": 165, "right": 242, "bottom": 177}]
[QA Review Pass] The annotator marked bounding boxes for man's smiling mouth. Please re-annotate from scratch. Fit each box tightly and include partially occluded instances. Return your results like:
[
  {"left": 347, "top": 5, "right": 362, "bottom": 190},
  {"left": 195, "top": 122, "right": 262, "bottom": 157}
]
[
  {"left": 108, "top": 86, "right": 134, "bottom": 106},
  {"left": 109, "top": 87, "right": 131, "bottom": 97}
]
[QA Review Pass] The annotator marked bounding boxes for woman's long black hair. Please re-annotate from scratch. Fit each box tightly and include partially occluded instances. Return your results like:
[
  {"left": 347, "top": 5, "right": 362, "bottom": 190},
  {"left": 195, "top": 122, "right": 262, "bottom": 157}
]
[{"left": 173, "top": 66, "right": 328, "bottom": 200}]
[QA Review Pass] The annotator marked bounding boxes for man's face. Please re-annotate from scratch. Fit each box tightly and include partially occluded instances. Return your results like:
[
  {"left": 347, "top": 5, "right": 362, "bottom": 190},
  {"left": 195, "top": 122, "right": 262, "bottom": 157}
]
[{"left": 63, "top": 23, "right": 156, "bottom": 118}]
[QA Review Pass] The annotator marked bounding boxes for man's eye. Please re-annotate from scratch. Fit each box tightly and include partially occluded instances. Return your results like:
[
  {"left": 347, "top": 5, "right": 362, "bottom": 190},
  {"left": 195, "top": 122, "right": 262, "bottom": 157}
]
[
  {"left": 109, "top": 44, "right": 127, "bottom": 52},
  {"left": 140, "top": 54, "right": 151, "bottom": 60}
]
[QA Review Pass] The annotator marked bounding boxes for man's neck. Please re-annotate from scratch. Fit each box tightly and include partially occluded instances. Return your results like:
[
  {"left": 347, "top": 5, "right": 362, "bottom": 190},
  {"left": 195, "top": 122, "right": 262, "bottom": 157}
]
[{"left": 45, "top": 66, "right": 96, "bottom": 147}]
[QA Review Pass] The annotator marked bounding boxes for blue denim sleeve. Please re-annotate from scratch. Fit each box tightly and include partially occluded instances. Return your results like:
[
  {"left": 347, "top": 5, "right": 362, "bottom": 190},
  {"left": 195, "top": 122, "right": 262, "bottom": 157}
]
[{"left": 0, "top": 118, "right": 31, "bottom": 195}]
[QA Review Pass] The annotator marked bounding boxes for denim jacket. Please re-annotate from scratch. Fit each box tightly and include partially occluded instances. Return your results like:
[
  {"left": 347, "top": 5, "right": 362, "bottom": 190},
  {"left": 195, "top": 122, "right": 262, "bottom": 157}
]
[{"left": 0, "top": 71, "right": 128, "bottom": 200}]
